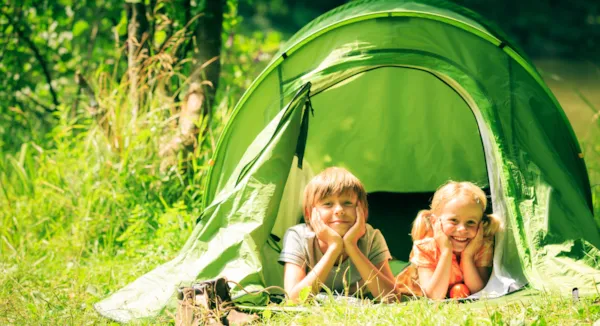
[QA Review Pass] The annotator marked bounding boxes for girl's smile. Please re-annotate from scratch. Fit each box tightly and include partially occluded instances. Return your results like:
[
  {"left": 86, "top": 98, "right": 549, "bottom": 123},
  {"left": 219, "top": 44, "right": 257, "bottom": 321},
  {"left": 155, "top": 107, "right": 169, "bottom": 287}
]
[{"left": 434, "top": 196, "right": 484, "bottom": 253}]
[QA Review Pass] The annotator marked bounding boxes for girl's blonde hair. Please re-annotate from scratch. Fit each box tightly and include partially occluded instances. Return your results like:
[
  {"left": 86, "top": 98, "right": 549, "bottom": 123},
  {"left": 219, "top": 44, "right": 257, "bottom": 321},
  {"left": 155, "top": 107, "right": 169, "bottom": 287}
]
[
  {"left": 411, "top": 181, "right": 501, "bottom": 241},
  {"left": 303, "top": 167, "right": 368, "bottom": 222}
]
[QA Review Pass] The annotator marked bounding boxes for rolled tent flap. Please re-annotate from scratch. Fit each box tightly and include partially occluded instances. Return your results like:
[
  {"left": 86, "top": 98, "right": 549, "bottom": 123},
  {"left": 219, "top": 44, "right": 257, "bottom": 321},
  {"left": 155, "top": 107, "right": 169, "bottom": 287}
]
[{"left": 94, "top": 84, "right": 312, "bottom": 323}]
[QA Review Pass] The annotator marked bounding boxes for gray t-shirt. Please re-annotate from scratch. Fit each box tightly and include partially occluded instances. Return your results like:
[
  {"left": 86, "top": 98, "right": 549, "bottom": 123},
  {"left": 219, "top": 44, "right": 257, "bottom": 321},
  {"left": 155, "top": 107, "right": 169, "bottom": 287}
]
[{"left": 278, "top": 223, "right": 392, "bottom": 293}]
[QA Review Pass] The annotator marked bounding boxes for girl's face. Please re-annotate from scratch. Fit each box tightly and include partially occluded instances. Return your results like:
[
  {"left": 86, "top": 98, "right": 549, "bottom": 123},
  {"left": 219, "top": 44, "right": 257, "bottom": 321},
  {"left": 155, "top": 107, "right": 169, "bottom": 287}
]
[
  {"left": 313, "top": 192, "right": 358, "bottom": 236},
  {"left": 434, "top": 196, "right": 484, "bottom": 253}
]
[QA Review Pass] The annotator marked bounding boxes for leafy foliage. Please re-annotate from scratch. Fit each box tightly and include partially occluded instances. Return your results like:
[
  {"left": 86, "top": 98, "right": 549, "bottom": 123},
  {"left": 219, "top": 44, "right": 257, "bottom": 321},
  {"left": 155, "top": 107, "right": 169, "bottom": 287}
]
[{"left": 0, "top": 0, "right": 124, "bottom": 150}]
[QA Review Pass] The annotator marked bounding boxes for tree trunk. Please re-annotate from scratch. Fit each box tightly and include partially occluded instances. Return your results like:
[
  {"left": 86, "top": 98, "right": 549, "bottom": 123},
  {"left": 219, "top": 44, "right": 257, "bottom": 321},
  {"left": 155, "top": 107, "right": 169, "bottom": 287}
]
[
  {"left": 126, "top": 1, "right": 149, "bottom": 122},
  {"left": 3, "top": 11, "right": 59, "bottom": 110},
  {"left": 159, "top": 0, "right": 225, "bottom": 172},
  {"left": 192, "top": 0, "right": 225, "bottom": 115},
  {"left": 159, "top": 82, "right": 206, "bottom": 171}
]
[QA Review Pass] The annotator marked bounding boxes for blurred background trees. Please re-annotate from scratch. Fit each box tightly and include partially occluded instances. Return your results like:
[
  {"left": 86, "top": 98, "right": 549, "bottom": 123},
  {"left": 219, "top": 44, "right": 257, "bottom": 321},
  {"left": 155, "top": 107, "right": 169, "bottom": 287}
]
[{"left": 1, "top": 0, "right": 597, "bottom": 153}]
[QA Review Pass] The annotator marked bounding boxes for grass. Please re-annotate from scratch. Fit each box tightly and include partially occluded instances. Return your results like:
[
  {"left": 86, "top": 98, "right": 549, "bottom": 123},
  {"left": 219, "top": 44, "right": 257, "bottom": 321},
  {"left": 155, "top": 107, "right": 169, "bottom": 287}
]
[
  {"left": 262, "top": 293, "right": 600, "bottom": 325},
  {"left": 3, "top": 254, "right": 600, "bottom": 326},
  {"left": 2, "top": 232, "right": 600, "bottom": 326}
]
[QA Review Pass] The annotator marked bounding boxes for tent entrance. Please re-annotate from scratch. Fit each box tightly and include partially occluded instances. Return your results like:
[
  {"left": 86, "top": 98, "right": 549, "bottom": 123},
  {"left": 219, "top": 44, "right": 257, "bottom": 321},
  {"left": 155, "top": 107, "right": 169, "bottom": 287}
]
[
  {"left": 304, "top": 66, "right": 489, "bottom": 258},
  {"left": 270, "top": 66, "right": 493, "bottom": 277}
]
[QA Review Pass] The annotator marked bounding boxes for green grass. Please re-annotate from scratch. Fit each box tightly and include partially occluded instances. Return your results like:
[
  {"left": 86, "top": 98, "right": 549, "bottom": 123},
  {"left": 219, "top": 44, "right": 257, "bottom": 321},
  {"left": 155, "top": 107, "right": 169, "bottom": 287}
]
[
  {"left": 3, "top": 252, "right": 600, "bottom": 326},
  {"left": 3, "top": 237, "right": 600, "bottom": 326},
  {"left": 262, "top": 294, "right": 600, "bottom": 325}
]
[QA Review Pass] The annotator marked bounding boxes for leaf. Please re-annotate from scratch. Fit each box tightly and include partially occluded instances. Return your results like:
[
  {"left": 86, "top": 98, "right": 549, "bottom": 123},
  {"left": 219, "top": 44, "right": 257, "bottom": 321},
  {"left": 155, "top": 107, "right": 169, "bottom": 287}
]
[
  {"left": 262, "top": 306, "right": 272, "bottom": 321},
  {"left": 489, "top": 311, "right": 504, "bottom": 325},
  {"left": 531, "top": 315, "right": 547, "bottom": 326},
  {"left": 72, "top": 20, "right": 89, "bottom": 37},
  {"left": 462, "top": 314, "right": 474, "bottom": 326},
  {"left": 298, "top": 286, "right": 311, "bottom": 304},
  {"left": 154, "top": 30, "right": 167, "bottom": 48},
  {"left": 116, "top": 13, "right": 128, "bottom": 36}
]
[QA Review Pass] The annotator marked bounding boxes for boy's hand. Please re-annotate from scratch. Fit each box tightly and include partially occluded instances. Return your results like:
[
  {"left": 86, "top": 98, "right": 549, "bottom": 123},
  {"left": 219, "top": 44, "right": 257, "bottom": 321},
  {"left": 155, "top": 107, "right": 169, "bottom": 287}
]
[
  {"left": 310, "top": 208, "right": 343, "bottom": 249},
  {"left": 343, "top": 203, "right": 366, "bottom": 246},
  {"left": 462, "top": 223, "right": 484, "bottom": 259},
  {"left": 433, "top": 218, "right": 453, "bottom": 253}
]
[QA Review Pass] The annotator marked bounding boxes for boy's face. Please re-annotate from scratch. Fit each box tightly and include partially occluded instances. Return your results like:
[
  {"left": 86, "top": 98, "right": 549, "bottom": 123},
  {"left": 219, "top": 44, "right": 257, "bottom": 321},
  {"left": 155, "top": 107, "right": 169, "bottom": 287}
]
[{"left": 312, "top": 192, "right": 358, "bottom": 236}]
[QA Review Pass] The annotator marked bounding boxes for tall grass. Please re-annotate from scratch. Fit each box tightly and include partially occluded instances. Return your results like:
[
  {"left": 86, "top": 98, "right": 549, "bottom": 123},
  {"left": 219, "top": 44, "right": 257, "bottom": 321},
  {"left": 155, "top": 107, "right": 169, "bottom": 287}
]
[
  {"left": 0, "top": 11, "right": 283, "bottom": 323},
  {"left": 0, "top": 47, "right": 213, "bottom": 325},
  {"left": 0, "top": 85, "right": 205, "bottom": 259}
]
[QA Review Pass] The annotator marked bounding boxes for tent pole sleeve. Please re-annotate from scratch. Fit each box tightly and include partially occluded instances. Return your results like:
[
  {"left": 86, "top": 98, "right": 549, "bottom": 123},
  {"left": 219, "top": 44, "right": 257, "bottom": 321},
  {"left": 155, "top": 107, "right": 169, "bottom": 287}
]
[{"left": 295, "top": 96, "right": 313, "bottom": 169}]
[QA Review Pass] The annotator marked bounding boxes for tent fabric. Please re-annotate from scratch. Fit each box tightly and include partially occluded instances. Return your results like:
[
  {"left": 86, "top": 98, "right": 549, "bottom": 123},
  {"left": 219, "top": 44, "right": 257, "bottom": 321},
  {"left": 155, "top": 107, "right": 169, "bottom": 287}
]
[{"left": 96, "top": 0, "right": 600, "bottom": 322}]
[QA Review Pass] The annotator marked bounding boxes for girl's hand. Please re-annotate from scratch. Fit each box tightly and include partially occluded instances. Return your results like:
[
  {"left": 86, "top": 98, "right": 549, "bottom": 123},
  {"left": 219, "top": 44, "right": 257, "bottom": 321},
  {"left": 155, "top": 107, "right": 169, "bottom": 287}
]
[
  {"left": 433, "top": 218, "right": 453, "bottom": 252},
  {"left": 310, "top": 208, "right": 343, "bottom": 248},
  {"left": 343, "top": 203, "right": 366, "bottom": 245},
  {"left": 462, "top": 223, "right": 484, "bottom": 259}
]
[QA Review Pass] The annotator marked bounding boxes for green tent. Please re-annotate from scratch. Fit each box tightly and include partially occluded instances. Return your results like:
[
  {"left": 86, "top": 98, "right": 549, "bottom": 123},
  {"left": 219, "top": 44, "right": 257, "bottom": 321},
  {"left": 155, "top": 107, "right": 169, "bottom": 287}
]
[{"left": 95, "top": 0, "right": 600, "bottom": 322}]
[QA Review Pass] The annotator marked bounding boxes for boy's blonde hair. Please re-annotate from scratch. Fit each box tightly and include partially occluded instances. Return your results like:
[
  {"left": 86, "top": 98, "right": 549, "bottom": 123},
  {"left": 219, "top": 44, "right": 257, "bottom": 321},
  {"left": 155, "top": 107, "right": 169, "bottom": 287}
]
[
  {"left": 411, "top": 181, "right": 501, "bottom": 241},
  {"left": 303, "top": 167, "right": 368, "bottom": 222}
]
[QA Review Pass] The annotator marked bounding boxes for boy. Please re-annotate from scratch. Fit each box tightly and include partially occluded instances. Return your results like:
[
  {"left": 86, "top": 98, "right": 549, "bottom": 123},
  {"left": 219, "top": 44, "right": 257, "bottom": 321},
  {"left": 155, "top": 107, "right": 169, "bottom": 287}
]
[{"left": 278, "top": 167, "right": 396, "bottom": 301}]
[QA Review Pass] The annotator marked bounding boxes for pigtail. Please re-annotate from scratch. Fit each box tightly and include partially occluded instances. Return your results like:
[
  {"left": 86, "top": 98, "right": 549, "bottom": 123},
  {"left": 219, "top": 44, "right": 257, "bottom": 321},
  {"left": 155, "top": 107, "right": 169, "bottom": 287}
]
[
  {"left": 482, "top": 213, "right": 502, "bottom": 238},
  {"left": 411, "top": 209, "right": 434, "bottom": 241}
]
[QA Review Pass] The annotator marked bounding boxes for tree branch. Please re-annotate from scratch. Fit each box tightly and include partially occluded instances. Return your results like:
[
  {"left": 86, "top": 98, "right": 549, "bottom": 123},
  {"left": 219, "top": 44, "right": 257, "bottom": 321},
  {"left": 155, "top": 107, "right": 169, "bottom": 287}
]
[
  {"left": 192, "top": 0, "right": 225, "bottom": 122},
  {"left": 177, "top": 0, "right": 194, "bottom": 60},
  {"left": 0, "top": 23, "right": 12, "bottom": 63},
  {"left": 75, "top": 71, "right": 99, "bottom": 112},
  {"left": 2, "top": 11, "right": 59, "bottom": 109},
  {"left": 19, "top": 91, "right": 55, "bottom": 114},
  {"left": 126, "top": 1, "right": 150, "bottom": 120},
  {"left": 149, "top": 0, "right": 156, "bottom": 49}
]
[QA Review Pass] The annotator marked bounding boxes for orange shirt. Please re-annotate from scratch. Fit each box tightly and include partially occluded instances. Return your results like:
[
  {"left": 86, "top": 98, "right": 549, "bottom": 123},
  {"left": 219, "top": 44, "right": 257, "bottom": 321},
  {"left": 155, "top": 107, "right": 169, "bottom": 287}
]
[{"left": 395, "top": 237, "right": 494, "bottom": 297}]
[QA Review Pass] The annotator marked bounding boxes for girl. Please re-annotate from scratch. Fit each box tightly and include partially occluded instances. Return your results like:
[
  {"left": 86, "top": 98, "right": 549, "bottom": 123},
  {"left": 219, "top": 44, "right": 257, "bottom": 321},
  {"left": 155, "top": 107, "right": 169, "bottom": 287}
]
[{"left": 395, "top": 181, "right": 501, "bottom": 300}]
